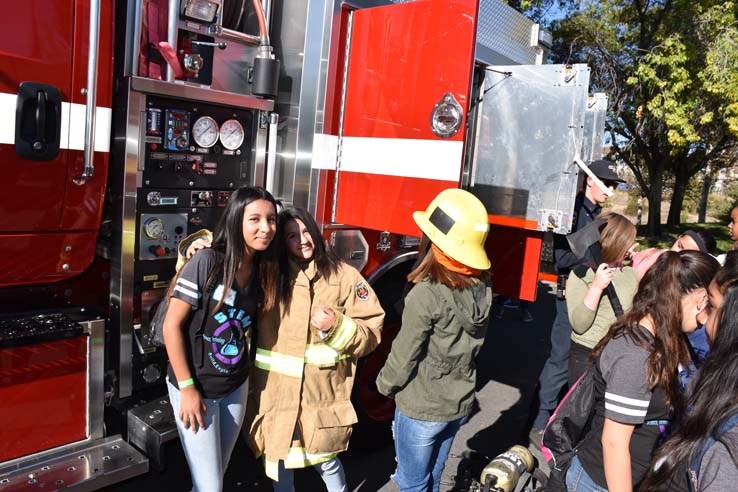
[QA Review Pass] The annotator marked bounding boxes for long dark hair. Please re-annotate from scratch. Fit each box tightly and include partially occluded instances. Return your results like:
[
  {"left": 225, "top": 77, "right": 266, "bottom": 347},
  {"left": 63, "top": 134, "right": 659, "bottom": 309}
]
[
  {"left": 592, "top": 251, "right": 718, "bottom": 411},
  {"left": 641, "top": 283, "right": 738, "bottom": 491},
  {"left": 276, "top": 207, "right": 342, "bottom": 307},
  {"left": 209, "top": 186, "right": 279, "bottom": 312}
]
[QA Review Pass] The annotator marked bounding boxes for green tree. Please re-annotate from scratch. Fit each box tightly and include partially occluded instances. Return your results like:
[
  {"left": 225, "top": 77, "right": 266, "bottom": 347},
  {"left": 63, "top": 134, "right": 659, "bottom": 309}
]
[{"left": 548, "top": 1, "right": 738, "bottom": 235}]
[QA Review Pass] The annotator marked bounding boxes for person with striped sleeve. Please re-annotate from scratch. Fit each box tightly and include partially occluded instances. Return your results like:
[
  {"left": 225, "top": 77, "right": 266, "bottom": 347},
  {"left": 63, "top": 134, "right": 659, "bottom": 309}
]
[
  {"left": 245, "top": 207, "right": 385, "bottom": 492},
  {"left": 163, "top": 187, "right": 280, "bottom": 492},
  {"left": 566, "top": 251, "right": 718, "bottom": 492}
]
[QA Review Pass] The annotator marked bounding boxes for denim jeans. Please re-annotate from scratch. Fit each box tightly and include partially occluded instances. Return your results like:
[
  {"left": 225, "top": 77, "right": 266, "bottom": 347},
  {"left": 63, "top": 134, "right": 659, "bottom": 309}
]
[
  {"left": 167, "top": 378, "right": 249, "bottom": 492},
  {"left": 565, "top": 454, "right": 608, "bottom": 492},
  {"left": 391, "top": 408, "right": 468, "bottom": 492},
  {"left": 533, "top": 298, "right": 572, "bottom": 429},
  {"left": 272, "top": 457, "right": 347, "bottom": 492}
]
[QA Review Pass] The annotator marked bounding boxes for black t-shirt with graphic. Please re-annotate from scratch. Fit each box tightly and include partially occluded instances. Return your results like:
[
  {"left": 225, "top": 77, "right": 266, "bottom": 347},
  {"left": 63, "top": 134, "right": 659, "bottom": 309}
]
[
  {"left": 577, "top": 328, "right": 670, "bottom": 489},
  {"left": 167, "top": 249, "right": 256, "bottom": 398}
]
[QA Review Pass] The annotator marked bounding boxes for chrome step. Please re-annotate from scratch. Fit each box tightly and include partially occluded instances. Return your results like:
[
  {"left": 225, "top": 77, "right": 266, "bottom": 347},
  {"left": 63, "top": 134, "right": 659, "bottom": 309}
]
[{"left": 0, "top": 435, "right": 148, "bottom": 492}]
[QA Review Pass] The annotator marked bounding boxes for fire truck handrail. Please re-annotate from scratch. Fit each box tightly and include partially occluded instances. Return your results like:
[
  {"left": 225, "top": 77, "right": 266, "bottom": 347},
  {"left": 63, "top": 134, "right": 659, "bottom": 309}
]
[
  {"left": 74, "top": 0, "right": 102, "bottom": 186},
  {"left": 129, "top": 77, "right": 275, "bottom": 111}
]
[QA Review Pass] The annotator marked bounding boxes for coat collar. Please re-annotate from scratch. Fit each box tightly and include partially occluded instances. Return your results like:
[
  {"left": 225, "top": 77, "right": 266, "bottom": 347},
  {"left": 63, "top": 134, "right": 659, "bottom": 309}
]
[{"left": 289, "top": 258, "right": 318, "bottom": 284}]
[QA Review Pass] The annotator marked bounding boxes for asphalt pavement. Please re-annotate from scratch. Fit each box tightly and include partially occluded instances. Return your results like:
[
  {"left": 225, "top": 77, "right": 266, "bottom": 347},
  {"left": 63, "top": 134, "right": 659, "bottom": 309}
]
[{"left": 104, "top": 281, "right": 557, "bottom": 492}]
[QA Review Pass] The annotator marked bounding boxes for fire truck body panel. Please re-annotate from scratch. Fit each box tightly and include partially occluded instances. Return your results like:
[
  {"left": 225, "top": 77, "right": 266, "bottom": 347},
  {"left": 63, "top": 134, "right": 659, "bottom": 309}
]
[{"left": 0, "top": 0, "right": 114, "bottom": 287}]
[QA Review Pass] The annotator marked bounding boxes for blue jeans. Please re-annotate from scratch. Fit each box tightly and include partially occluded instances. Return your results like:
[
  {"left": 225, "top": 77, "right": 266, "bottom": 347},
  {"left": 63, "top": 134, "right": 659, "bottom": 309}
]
[
  {"left": 565, "top": 454, "right": 608, "bottom": 492},
  {"left": 272, "top": 457, "right": 347, "bottom": 492},
  {"left": 391, "top": 408, "right": 468, "bottom": 492},
  {"left": 533, "top": 298, "right": 572, "bottom": 429},
  {"left": 167, "top": 379, "right": 248, "bottom": 492}
]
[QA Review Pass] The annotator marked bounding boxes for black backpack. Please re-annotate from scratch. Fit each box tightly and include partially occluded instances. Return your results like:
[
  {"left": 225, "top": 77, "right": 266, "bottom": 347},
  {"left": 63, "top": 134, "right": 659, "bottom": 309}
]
[{"left": 541, "top": 368, "right": 597, "bottom": 492}]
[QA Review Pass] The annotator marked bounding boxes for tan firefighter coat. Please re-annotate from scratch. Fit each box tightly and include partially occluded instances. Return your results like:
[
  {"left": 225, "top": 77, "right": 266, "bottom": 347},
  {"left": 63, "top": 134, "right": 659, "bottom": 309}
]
[{"left": 245, "top": 259, "right": 384, "bottom": 480}]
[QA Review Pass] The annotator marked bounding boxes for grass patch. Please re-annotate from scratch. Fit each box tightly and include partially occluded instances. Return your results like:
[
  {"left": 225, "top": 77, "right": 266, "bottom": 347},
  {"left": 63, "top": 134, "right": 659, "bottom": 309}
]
[{"left": 636, "top": 223, "right": 733, "bottom": 253}]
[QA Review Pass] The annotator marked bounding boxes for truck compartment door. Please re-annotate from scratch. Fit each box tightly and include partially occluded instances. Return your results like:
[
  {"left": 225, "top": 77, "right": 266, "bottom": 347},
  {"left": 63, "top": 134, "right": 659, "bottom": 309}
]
[
  {"left": 471, "top": 64, "right": 591, "bottom": 300},
  {"left": 471, "top": 64, "right": 591, "bottom": 234},
  {"left": 332, "top": 0, "right": 477, "bottom": 236}
]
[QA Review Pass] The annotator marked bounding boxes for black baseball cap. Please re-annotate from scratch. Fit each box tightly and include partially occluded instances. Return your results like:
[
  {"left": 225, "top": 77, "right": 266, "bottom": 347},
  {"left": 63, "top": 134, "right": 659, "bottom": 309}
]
[{"left": 588, "top": 160, "right": 624, "bottom": 183}]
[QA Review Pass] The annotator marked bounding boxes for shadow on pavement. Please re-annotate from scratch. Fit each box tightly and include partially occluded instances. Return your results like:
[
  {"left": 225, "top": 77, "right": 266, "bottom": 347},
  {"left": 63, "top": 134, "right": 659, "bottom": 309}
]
[{"left": 449, "top": 281, "right": 557, "bottom": 490}]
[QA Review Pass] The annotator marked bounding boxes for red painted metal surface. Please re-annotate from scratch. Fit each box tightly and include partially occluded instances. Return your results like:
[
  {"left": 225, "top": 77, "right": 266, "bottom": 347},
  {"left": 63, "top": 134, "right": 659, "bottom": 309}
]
[
  {"left": 0, "top": 2, "right": 75, "bottom": 232},
  {"left": 0, "top": 232, "right": 98, "bottom": 287},
  {"left": 487, "top": 224, "right": 543, "bottom": 302},
  {"left": 0, "top": 336, "right": 87, "bottom": 462},
  {"left": 334, "top": 0, "right": 477, "bottom": 235},
  {"left": 0, "top": 1, "right": 113, "bottom": 286},
  {"left": 337, "top": 172, "right": 453, "bottom": 237}
]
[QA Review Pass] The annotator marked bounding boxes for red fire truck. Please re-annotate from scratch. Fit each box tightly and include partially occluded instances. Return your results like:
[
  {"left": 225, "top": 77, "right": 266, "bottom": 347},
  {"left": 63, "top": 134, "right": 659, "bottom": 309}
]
[{"left": 0, "top": 0, "right": 605, "bottom": 489}]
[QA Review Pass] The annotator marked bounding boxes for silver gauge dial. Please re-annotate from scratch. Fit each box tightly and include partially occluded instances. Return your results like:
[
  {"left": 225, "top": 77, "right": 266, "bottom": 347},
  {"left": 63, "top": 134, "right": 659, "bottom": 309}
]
[
  {"left": 219, "top": 119, "right": 245, "bottom": 150},
  {"left": 192, "top": 116, "right": 219, "bottom": 148},
  {"left": 144, "top": 218, "right": 164, "bottom": 239}
]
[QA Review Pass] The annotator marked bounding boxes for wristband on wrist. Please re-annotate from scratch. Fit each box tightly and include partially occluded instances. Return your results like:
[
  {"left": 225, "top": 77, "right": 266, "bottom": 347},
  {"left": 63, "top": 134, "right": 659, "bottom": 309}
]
[{"left": 178, "top": 378, "right": 194, "bottom": 388}]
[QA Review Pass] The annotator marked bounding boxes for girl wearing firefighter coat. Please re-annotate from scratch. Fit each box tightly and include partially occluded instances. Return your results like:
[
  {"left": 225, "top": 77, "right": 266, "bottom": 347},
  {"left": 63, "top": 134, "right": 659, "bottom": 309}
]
[
  {"left": 246, "top": 207, "right": 385, "bottom": 492},
  {"left": 377, "top": 189, "right": 493, "bottom": 492}
]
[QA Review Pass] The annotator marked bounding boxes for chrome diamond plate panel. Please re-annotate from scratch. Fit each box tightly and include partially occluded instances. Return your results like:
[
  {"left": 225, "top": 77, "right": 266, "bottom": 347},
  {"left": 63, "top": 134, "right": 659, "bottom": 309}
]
[{"left": 476, "top": 0, "right": 541, "bottom": 65}]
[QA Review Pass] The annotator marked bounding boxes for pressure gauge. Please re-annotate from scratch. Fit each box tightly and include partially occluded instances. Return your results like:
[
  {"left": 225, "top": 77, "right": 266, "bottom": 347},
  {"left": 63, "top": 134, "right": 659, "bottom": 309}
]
[
  {"left": 219, "top": 119, "right": 245, "bottom": 150},
  {"left": 144, "top": 217, "right": 164, "bottom": 239},
  {"left": 192, "top": 116, "right": 219, "bottom": 148}
]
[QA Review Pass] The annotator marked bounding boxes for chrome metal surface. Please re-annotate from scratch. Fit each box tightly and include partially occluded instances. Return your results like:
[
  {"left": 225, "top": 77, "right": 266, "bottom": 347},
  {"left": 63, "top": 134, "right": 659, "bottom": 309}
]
[
  {"left": 475, "top": 0, "right": 545, "bottom": 66},
  {"left": 265, "top": 113, "right": 279, "bottom": 195},
  {"left": 331, "top": 230, "right": 369, "bottom": 272},
  {"left": 580, "top": 93, "right": 608, "bottom": 163},
  {"left": 331, "top": 9, "right": 353, "bottom": 222},
  {"left": 167, "top": 0, "right": 179, "bottom": 81},
  {"left": 127, "top": 397, "right": 179, "bottom": 470},
  {"left": 253, "top": 112, "right": 269, "bottom": 187},
  {"left": 82, "top": 319, "right": 106, "bottom": 440},
  {"left": 110, "top": 82, "right": 146, "bottom": 399},
  {"left": 130, "top": 77, "right": 274, "bottom": 111},
  {"left": 471, "top": 64, "right": 590, "bottom": 234},
  {"left": 219, "top": 27, "right": 260, "bottom": 45},
  {"left": 365, "top": 251, "right": 418, "bottom": 285},
  {"left": 430, "top": 92, "right": 463, "bottom": 138},
  {"left": 128, "top": 0, "right": 143, "bottom": 76},
  {"left": 74, "top": 0, "right": 101, "bottom": 185},
  {"left": 0, "top": 436, "right": 147, "bottom": 492}
]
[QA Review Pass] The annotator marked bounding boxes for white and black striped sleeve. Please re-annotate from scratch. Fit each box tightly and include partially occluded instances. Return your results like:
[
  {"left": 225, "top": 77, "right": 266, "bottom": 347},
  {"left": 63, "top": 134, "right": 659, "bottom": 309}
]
[
  {"left": 171, "top": 249, "right": 216, "bottom": 309},
  {"left": 600, "top": 336, "right": 652, "bottom": 424}
]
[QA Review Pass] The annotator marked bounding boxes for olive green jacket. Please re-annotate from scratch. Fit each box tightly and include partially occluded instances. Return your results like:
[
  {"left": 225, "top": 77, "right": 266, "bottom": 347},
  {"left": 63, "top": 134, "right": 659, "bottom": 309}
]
[
  {"left": 376, "top": 275, "right": 492, "bottom": 421},
  {"left": 566, "top": 265, "right": 639, "bottom": 349}
]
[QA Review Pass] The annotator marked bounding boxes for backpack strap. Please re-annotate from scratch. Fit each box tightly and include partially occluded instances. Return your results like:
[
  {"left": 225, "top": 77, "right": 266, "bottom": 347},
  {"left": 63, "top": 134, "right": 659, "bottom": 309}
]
[{"left": 688, "top": 412, "right": 738, "bottom": 491}]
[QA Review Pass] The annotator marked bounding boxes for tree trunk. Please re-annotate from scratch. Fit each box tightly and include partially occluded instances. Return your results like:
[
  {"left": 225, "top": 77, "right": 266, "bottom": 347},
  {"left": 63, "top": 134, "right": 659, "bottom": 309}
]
[
  {"left": 647, "top": 173, "right": 663, "bottom": 237},
  {"left": 667, "top": 174, "right": 688, "bottom": 226},
  {"left": 698, "top": 166, "right": 712, "bottom": 223}
]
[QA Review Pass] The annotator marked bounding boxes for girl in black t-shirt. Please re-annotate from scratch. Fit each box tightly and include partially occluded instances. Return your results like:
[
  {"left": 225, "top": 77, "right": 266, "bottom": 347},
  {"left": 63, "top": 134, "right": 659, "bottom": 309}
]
[
  {"left": 163, "top": 187, "right": 279, "bottom": 492},
  {"left": 566, "top": 251, "right": 718, "bottom": 492}
]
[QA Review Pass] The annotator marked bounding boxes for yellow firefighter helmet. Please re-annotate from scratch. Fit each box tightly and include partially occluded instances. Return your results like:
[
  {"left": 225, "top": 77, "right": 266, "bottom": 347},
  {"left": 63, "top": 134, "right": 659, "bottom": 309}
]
[{"left": 413, "top": 188, "right": 491, "bottom": 270}]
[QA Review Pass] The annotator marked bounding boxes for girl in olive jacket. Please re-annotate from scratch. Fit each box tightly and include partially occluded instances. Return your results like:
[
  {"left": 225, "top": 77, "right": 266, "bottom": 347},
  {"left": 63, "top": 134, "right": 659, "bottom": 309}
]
[{"left": 377, "top": 189, "right": 493, "bottom": 492}]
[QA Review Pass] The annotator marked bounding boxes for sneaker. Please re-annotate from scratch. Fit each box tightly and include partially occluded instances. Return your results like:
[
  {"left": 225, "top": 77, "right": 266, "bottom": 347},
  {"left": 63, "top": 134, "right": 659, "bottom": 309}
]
[
  {"left": 493, "top": 304, "right": 505, "bottom": 319},
  {"left": 520, "top": 309, "right": 534, "bottom": 323}
]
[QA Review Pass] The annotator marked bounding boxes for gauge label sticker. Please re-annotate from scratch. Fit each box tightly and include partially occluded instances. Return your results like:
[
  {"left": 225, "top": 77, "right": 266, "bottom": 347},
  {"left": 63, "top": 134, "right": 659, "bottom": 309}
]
[
  {"left": 143, "top": 275, "right": 159, "bottom": 282},
  {"left": 153, "top": 281, "right": 169, "bottom": 289}
]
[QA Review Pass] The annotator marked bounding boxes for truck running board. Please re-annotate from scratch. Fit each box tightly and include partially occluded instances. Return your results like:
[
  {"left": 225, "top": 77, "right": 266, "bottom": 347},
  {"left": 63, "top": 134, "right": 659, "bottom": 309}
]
[{"left": 0, "top": 435, "right": 148, "bottom": 492}]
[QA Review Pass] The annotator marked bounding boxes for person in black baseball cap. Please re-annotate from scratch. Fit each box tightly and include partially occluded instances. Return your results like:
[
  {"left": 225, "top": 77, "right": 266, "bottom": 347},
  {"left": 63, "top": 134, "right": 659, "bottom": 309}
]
[{"left": 589, "top": 159, "right": 625, "bottom": 184}]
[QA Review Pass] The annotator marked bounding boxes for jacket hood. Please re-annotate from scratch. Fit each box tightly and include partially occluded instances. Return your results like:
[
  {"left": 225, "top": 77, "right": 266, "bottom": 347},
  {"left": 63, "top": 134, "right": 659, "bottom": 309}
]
[{"left": 445, "top": 276, "right": 492, "bottom": 336}]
